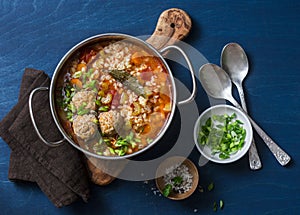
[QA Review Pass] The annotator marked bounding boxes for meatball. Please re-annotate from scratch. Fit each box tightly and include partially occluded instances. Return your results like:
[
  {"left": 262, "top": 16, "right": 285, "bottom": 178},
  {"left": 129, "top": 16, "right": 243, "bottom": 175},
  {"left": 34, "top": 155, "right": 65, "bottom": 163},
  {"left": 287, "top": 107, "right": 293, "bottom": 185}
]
[
  {"left": 73, "top": 114, "right": 98, "bottom": 141},
  {"left": 71, "top": 90, "right": 96, "bottom": 111},
  {"left": 98, "top": 110, "right": 119, "bottom": 135}
]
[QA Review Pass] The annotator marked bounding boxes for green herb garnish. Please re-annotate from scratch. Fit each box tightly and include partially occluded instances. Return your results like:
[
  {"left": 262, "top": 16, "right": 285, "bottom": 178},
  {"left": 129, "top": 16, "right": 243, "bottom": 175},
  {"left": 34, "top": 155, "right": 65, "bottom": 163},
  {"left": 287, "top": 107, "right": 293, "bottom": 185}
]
[
  {"left": 108, "top": 147, "right": 115, "bottom": 155},
  {"left": 77, "top": 102, "right": 89, "bottom": 115},
  {"left": 213, "top": 201, "right": 218, "bottom": 212},
  {"left": 172, "top": 176, "right": 183, "bottom": 186},
  {"left": 219, "top": 200, "right": 224, "bottom": 209},
  {"left": 99, "top": 106, "right": 109, "bottom": 112},
  {"left": 163, "top": 184, "right": 172, "bottom": 197},
  {"left": 83, "top": 80, "right": 97, "bottom": 90},
  {"left": 72, "top": 71, "right": 82, "bottom": 78},
  {"left": 115, "top": 136, "right": 130, "bottom": 147},
  {"left": 95, "top": 99, "right": 101, "bottom": 106},
  {"left": 198, "top": 113, "right": 246, "bottom": 159},
  {"left": 208, "top": 182, "right": 214, "bottom": 191}
]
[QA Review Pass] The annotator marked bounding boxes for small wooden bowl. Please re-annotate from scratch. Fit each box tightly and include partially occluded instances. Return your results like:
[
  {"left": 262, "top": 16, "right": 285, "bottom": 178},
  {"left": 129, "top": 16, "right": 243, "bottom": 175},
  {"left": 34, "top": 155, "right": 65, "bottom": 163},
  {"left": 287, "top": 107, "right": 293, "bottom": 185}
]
[{"left": 155, "top": 156, "right": 199, "bottom": 200}]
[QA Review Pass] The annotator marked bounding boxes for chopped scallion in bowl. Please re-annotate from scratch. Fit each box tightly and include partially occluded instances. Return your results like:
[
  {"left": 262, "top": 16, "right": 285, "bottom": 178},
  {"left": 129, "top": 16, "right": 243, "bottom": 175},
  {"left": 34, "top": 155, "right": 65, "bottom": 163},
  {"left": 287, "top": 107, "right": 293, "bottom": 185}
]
[{"left": 194, "top": 105, "right": 253, "bottom": 164}]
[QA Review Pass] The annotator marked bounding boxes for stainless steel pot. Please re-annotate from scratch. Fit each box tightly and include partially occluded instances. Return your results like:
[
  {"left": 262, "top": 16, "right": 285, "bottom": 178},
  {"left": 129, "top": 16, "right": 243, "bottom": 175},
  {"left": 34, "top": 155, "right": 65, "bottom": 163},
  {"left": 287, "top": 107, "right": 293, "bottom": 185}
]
[{"left": 29, "top": 33, "right": 196, "bottom": 160}]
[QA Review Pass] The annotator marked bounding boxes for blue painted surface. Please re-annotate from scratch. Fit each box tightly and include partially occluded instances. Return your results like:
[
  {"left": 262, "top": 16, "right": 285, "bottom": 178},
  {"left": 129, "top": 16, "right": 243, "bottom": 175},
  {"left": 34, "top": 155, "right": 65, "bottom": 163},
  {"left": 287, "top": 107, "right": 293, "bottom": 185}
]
[{"left": 0, "top": 0, "right": 300, "bottom": 214}]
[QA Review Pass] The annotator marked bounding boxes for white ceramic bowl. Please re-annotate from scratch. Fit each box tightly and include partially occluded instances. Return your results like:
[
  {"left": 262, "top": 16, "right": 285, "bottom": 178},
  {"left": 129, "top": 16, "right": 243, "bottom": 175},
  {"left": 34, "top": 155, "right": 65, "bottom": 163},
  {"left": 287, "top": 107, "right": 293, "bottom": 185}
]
[{"left": 193, "top": 104, "right": 253, "bottom": 164}]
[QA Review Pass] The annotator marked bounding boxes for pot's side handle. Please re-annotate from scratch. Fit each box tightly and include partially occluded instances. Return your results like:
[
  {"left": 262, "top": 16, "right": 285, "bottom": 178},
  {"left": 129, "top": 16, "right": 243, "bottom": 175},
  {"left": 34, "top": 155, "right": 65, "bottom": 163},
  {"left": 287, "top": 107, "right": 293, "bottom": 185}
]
[
  {"left": 146, "top": 8, "right": 192, "bottom": 50},
  {"left": 160, "top": 45, "right": 197, "bottom": 105},
  {"left": 29, "top": 87, "right": 65, "bottom": 147}
]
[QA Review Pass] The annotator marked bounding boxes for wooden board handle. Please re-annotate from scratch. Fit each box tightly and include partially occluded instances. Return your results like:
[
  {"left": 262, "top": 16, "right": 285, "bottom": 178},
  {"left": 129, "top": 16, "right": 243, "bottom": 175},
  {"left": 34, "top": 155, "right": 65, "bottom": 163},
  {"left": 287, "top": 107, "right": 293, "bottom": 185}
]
[{"left": 146, "top": 8, "right": 192, "bottom": 50}]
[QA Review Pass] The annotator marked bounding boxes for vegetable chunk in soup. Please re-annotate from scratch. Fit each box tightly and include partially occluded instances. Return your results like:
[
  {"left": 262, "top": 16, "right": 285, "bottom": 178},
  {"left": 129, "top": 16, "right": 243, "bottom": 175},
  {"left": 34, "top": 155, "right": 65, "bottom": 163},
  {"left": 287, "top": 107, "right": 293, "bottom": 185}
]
[{"left": 55, "top": 39, "right": 173, "bottom": 157}]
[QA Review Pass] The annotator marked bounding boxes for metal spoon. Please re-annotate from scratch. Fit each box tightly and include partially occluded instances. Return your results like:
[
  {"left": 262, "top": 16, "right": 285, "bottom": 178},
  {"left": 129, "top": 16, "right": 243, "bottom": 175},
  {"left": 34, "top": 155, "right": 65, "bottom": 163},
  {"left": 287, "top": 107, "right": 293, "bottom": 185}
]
[
  {"left": 221, "top": 43, "right": 262, "bottom": 170},
  {"left": 199, "top": 63, "right": 291, "bottom": 166}
]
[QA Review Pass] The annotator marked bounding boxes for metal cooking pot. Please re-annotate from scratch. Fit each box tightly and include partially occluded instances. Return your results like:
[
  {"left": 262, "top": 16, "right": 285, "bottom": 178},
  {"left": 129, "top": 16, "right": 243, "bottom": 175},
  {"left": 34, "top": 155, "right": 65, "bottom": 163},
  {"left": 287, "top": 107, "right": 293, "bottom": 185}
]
[{"left": 29, "top": 33, "right": 196, "bottom": 160}]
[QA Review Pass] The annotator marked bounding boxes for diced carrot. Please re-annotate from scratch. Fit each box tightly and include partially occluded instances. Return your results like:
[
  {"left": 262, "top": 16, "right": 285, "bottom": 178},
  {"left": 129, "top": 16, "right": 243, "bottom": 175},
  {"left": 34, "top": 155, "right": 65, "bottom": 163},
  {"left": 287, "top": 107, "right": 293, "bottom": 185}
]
[
  {"left": 156, "top": 72, "right": 167, "bottom": 83},
  {"left": 101, "top": 81, "right": 110, "bottom": 92},
  {"left": 148, "top": 57, "right": 160, "bottom": 70},
  {"left": 160, "top": 84, "right": 171, "bottom": 96},
  {"left": 70, "top": 78, "right": 82, "bottom": 89},
  {"left": 131, "top": 51, "right": 149, "bottom": 65},
  {"left": 163, "top": 102, "right": 171, "bottom": 112},
  {"left": 159, "top": 103, "right": 165, "bottom": 110},
  {"left": 160, "top": 93, "right": 170, "bottom": 103},
  {"left": 142, "top": 124, "right": 151, "bottom": 134},
  {"left": 77, "top": 63, "right": 87, "bottom": 72}
]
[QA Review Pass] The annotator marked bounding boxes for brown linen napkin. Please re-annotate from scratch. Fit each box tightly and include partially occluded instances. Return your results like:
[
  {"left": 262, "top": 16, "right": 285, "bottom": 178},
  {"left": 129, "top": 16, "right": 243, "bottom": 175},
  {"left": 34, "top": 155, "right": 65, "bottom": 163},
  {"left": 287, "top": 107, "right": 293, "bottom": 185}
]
[{"left": 0, "top": 68, "right": 90, "bottom": 207}]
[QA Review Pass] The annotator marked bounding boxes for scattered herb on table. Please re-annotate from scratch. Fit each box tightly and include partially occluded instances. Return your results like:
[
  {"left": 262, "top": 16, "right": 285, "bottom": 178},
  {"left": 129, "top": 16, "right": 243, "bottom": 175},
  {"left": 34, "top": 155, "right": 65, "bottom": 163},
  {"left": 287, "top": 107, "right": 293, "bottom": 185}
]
[
  {"left": 213, "top": 201, "right": 218, "bottom": 212},
  {"left": 219, "top": 200, "right": 224, "bottom": 209},
  {"left": 213, "top": 200, "right": 225, "bottom": 211},
  {"left": 207, "top": 182, "right": 214, "bottom": 191},
  {"left": 198, "top": 185, "right": 204, "bottom": 193},
  {"left": 198, "top": 113, "right": 246, "bottom": 159},
  {"left": 198, "top": 181, "right": 225, "bottom": 212}
]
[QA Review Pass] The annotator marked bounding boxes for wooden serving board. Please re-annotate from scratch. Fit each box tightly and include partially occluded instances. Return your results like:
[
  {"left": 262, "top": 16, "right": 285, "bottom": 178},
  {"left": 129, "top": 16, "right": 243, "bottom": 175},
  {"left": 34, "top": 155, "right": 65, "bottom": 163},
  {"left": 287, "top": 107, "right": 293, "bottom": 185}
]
[{"left": 86, "top": 8, "right": 192, "bottom": 186}]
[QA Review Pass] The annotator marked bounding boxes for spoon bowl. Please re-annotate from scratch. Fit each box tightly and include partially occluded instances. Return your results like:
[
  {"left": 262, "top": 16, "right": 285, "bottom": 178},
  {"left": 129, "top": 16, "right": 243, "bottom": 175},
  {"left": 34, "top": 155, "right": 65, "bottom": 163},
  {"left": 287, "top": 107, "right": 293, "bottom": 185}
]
[
  {"left": 199, "top": 63, "right": 233, "bottom": 100},
  {"left": 221, "top": 43, "right": 248, "bottom": 85}
]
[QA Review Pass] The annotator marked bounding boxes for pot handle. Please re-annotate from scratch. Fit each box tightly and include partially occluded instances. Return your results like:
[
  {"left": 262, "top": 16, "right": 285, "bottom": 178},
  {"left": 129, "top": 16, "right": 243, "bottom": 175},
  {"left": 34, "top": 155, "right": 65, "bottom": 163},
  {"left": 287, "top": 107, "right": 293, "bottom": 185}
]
[
  {"left": 29, "top": 87, "right": 65, "bottom": 147},
  {"left": 160, "top": 45, "right": 197, "bottom": 105}
]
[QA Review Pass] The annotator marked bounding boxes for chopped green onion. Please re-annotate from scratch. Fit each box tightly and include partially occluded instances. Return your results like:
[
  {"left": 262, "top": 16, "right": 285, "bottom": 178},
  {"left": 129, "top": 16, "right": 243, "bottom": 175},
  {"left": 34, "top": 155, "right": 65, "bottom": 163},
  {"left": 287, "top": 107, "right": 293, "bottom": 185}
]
[
  {"left": 92, "top": 118, "right": 99, "bottom": 124},
  {"left": 219, "top": 200, "right": 224, "bottom": 209},
  {"left": 83, "top": 80, "right": 96, "bottom": 90},
  {"left": 198, "top": 185, "right": 204, "bottom": 193},
  {"left": 108, "top": 147, "right": 115, "bottom": 155},
  {"left": 95, "top": 99, "right": 101, "bottom": 106},
  {"left": 72, "top": 71, "right": 82, "bottom": 78},
  {"left": 146, "top": 138, "right": 153, "bottom": 143},
  {"left": 208, "top": 182, "right": 214, "bottom": 191},
  {"left": 86, "top": 68, "right": 94, "bottom": 78},
  {"left": 103, "top": 138, "right": 111, "bottom": 145},
  {"left": 66, "top": 112, "right": 73, "bottom": 120},
  {"left": 99, "top": 106, "right": 109, "bottom": 112},
  {"left": 115, "top": 137, "right": 129, "bottom": 147},
  {"left": 134, "top": 138, "right": 141, "bottom": 143},
  {"left": 198, "top": 113, "right": 246, "bottom": 159},
  {"left": 115, "top": 149, "right": 125, "bottom": 156},
  {"left": 77, "top": 103, "right": 89, "bottom": 115},
  {"left": 126, "top": 132, "right": 134, "bottom": 142},
  {"left": 213, "top": 201, "right": 218, "bottom": 212},
  {"left": 130, "top": 141, "right": 137, "bottom": 149}
]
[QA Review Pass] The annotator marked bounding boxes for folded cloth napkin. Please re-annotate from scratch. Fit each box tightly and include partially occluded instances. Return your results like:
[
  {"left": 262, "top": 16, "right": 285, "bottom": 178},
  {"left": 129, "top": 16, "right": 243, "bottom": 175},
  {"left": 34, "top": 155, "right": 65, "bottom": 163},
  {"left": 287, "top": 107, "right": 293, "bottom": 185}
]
[{"left": 0, "top": 68, "right": 90, "bottom": 207}]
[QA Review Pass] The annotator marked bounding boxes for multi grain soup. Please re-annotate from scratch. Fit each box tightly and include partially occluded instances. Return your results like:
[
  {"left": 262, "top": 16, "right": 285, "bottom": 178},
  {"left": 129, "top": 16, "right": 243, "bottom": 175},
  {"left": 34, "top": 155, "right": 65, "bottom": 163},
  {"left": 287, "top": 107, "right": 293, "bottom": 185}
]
[{"left": 55, "top": 38, "right": 173, "bottom": 157}]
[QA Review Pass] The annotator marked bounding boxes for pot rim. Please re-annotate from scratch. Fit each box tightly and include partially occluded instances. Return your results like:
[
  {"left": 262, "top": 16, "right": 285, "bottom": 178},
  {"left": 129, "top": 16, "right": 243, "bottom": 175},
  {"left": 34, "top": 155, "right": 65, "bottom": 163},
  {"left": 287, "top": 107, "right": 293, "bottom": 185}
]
[{"left": 49, "top": 33, "right": 177, "bottom": 160}]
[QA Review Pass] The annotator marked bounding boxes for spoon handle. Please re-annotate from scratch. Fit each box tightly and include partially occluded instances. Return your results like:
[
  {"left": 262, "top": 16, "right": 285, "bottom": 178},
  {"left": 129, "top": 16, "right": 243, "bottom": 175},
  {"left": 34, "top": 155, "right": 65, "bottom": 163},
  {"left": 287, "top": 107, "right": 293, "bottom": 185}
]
[
  {"left": 229, "top": 97, "right": 291, "bottom": 166},
  {"left": 235, "top": 84, "right": 262, "bottom": 170}
]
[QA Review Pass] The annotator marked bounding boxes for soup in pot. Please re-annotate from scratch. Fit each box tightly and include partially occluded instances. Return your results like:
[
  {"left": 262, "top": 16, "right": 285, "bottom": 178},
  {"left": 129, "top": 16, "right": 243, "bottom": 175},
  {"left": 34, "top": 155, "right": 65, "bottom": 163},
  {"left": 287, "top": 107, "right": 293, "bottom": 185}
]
[{"left": 55, "top": 38, "right": 173, "bottom": 157}]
